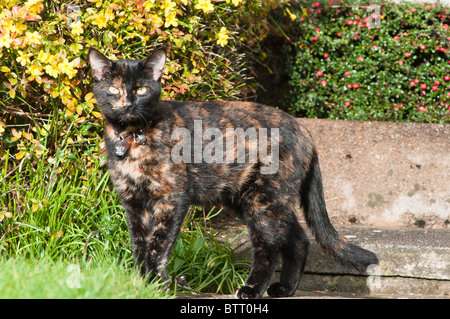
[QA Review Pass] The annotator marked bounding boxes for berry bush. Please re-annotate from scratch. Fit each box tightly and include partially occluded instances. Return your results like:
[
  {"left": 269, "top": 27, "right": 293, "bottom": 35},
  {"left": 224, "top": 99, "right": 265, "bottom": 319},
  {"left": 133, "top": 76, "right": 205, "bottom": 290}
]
[{"left": 285, "top": 0, "right": 450, "bottom": 123}]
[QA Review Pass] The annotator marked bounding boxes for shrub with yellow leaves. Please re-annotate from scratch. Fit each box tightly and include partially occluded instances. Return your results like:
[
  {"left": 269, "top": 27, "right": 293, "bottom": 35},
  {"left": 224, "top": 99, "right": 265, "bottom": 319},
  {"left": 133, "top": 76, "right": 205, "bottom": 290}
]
[{"left": 0, "top": 0, "right": 289, "bottom": 180}]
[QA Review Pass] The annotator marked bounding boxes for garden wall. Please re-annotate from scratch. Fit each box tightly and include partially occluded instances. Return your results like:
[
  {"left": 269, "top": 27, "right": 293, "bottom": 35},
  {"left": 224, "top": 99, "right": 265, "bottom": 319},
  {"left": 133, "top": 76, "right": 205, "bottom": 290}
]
[{"left": 299, "top": 118, "right": 450, "bottom": 229}]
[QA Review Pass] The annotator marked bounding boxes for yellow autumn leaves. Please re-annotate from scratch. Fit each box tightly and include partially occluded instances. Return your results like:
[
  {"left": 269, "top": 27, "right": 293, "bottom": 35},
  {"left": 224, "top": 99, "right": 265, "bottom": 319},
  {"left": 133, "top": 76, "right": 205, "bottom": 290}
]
[
  {"left": 195, "top": 0, "right": 214, "bottom": 14},
  {"left": 0, "top": 0, "right": 83, "bottom": 113},
  {"left": 144, "top": 0, "right": 234, "bottom": 46},
  {"left": 0, "top": 1, "right": 43, "bottom": 49},
  {"left": 1, "top": 0, "right": 287, "bottom": 166},
  {"left": 0, "top": 0, "right": 235, "bottom": 89},
  {"left": 0, "top": 0, "right": 245, "bottom": 109},
  {"left": 9, "top": 127, "right": 46, "bottom": 160},
  {"left": 217, "top": 27, "right": 229, "bottom": 47}
]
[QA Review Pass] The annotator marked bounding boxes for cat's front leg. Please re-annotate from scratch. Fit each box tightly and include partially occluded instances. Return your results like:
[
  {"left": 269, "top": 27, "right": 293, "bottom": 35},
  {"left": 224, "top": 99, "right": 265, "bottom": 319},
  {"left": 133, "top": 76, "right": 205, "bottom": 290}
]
[
  {"left": 123, "top": 200, "right": 152, "bottom": 277},
  {"left": 144, "top": 198, "right": 190, "bottom": 282}
]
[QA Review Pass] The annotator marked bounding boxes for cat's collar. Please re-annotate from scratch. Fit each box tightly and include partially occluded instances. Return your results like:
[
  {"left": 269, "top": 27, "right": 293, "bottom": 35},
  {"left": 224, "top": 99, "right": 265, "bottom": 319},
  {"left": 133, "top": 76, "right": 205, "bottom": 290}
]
[{"left": 115, "top": 129, "right": 147, "bottom": 157}]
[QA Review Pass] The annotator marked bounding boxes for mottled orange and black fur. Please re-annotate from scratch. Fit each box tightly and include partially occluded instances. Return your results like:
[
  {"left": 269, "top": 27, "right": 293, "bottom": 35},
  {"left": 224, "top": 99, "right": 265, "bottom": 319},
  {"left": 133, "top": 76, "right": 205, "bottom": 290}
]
[{"left": 88, "top": 47, "right": 378, "bottom": 299}]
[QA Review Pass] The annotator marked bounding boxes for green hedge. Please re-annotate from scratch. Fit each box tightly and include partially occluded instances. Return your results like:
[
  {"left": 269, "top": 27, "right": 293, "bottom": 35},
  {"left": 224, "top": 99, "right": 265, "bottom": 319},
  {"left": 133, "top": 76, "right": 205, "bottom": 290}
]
[{"left": 284, "top": 0, "right": 450, "bottom": 123}]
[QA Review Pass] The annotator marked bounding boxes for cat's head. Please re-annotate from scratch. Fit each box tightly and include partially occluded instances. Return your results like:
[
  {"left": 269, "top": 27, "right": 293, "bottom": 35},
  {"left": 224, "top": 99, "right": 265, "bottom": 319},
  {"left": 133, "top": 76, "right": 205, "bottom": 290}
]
[{"left": 88, "top": 47, "right": 166, "bottom": 125}]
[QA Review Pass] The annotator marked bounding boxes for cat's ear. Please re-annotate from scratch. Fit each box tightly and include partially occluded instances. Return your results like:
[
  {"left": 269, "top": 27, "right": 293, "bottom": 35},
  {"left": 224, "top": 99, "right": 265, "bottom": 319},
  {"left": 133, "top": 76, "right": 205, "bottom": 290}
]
[
  {"left": 142, "top": 48, "right": 166, "bottom": 81},
  {"left": 88, "top": 48, "right": 113, "bottom": 81}
]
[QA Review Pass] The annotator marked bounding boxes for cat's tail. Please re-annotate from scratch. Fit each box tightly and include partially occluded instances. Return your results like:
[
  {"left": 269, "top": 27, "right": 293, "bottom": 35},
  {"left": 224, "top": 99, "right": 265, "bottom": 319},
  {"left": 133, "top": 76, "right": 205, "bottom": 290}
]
[{"left": 300, "top": 151, "right": 378, "bottom": 272}]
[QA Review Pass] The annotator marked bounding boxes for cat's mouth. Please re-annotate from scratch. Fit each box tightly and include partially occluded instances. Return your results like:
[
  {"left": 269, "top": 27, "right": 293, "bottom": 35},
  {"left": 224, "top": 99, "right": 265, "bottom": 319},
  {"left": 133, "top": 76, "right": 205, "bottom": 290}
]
[
  {"left": 121, "top": 112, "right": 141, "bottom": 123},
  {"left": 118, "top": 108, "right": 147, "bottom": 125},
  {"left": 107, "top": 105, "right": 139, "bottom": 123}
]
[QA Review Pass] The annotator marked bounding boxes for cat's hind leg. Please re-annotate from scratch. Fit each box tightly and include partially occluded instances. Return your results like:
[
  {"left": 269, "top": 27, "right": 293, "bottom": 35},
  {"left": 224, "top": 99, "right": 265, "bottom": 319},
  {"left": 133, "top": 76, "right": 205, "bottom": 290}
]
[
  {"left": 267, "top": 219, "right": 309, "bottom": 298},
  {"left": 236, "top": 205, "right": 283, "bottom": 299}
]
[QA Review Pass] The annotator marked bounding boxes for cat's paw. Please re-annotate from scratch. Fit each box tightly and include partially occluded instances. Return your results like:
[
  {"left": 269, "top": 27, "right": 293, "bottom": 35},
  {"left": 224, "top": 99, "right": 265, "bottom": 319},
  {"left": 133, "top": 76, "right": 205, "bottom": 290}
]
[
  {"left": 236, "top": 286, "right": 261, "bottom": 299},
  {"left": 267, "top": 282, "right": 293, "bottom": 298}
]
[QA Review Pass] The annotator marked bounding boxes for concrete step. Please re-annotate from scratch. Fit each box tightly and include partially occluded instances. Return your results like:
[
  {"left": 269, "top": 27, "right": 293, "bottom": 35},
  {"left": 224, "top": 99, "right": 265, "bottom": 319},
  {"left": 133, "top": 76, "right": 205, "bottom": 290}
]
[{"left": 218, "top": 223, "right": 450, "bottom": 298}]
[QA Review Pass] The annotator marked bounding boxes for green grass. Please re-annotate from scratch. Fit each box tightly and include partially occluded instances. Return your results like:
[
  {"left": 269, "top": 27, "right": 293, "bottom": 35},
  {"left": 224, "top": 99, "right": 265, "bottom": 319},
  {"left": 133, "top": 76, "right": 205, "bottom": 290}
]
[
  {"left": 0, "top": 257, "right": 171, "bottom": 299},
  {"left": 0, "top": 147, "right": 132, "bottom": 263}
]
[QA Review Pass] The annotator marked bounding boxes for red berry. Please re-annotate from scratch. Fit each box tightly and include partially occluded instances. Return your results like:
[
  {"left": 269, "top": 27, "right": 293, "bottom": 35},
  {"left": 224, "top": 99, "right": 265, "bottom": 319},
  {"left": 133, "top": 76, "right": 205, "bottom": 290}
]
[
  {"left": 420, "top": 84, "right": 427, "bottom": 90},
  {"left": 317, "top": 70, "right": 323, "bottom": 76},
  {"left": 353, "top": 83, "right": 359, "bottom": 89},
  {"left": 344, "top": 101, "right": 351, "bottom": 107},
  {"left": 324, "top": 53, "right": 329, "bottom": 58},
  {"left": 445, "top": 75, "right": 450, "bottom": 81},
  {"left": 432, "top": 86, "right": 438, "bottom": 91},
  {"left": 404, "top": 52, "right": 410, "bottom": 58},
  {"left": 321, "top": 80, "right": 327, "bottom": 86},
  {"left": 313, "top": 36, "right": 319, "bottom": 41},
  {"left": 420, "top": 44, "right": 426, "bottom": 50},
  {"left": 410, "top": 81, "right": 416, "bottom": 87}
]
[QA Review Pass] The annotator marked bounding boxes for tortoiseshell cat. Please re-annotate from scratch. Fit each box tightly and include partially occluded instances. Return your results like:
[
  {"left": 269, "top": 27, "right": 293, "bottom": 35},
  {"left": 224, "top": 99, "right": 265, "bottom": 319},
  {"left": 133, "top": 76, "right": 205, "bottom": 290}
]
[{"left": 88, "top": 47, "right": 378, "bottom": 299}]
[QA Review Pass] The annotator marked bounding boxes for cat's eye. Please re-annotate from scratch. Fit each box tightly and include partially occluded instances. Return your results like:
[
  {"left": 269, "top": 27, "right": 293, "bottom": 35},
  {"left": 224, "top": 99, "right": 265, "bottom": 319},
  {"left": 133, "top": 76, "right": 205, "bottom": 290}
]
[
  {"left": 136, "top": 87, "right": 148, "bottom": 95},
  {"left": 108, "top": 86, "right": 120, "bottom": 95}
]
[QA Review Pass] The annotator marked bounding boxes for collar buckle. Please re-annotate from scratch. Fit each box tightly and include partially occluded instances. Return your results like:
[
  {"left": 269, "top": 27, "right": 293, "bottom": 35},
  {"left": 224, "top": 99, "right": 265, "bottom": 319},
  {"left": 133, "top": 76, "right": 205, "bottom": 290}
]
[{"left": 114, "top": 130, "right": 147, "bottom": 158}]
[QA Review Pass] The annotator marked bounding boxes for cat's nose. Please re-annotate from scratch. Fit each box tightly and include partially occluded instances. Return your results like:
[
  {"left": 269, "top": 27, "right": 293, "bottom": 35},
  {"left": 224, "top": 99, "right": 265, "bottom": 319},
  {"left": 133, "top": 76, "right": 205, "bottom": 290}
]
[{"left": 123, "top": 101, "right": 133, "bottom": 109}]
